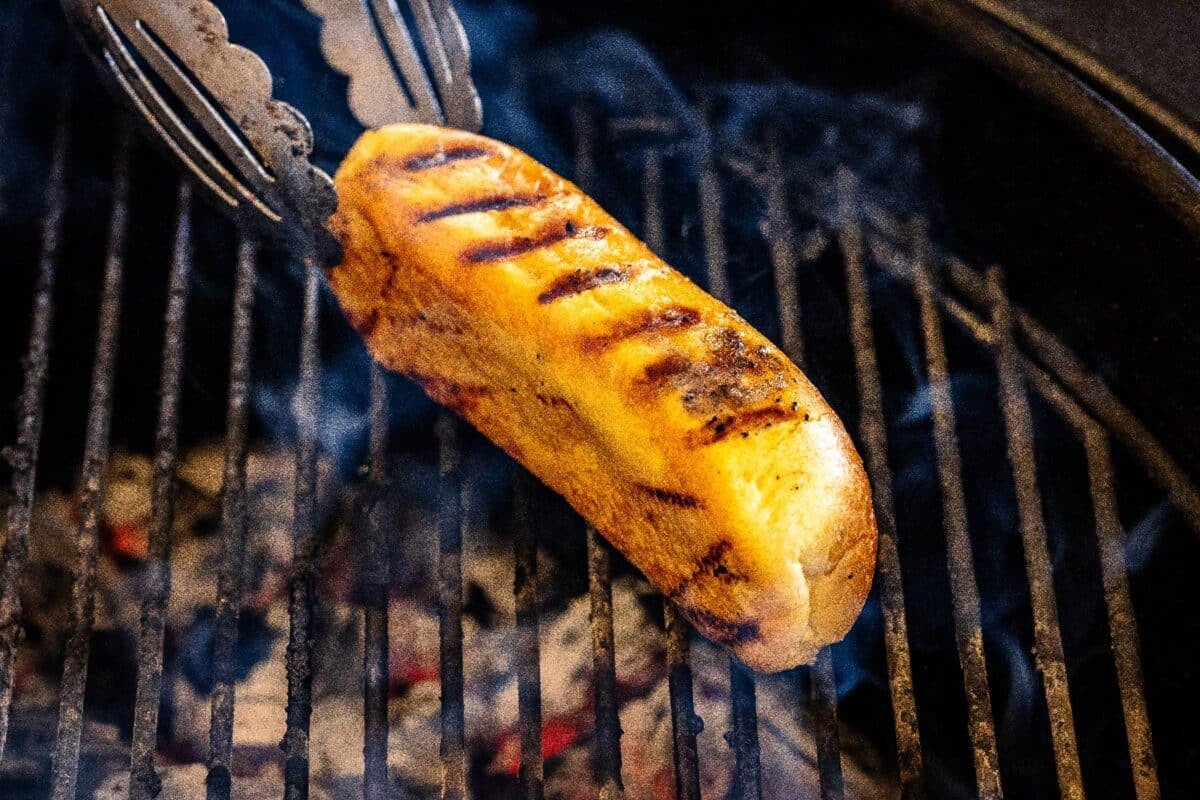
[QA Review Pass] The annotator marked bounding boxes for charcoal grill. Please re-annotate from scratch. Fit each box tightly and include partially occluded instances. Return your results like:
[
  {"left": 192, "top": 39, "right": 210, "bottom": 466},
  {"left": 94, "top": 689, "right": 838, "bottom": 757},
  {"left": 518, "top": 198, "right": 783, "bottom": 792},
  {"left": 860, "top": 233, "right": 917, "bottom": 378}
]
[{"left": 0, "top": 1, "right": 1198, "bottom": 799}]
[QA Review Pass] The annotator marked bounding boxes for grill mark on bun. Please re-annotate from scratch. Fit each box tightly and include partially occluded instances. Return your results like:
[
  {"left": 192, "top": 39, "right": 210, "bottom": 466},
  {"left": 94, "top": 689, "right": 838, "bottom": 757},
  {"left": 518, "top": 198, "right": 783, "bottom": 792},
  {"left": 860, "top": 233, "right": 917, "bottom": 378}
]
[
  {"left": 666, "top": 539, "right": 743, "bottom": 600},
  {"left": 642, "top": 353, "right": 692, "bottom": 381},
  {"left": 634, "top": 483, "right": 703, "bottom": 509},
  {"left": 401, "top": 144, "right": 494, "bottom": 171},
  {"left": 675, "top": 603, "right": 761, "bottom": 646},
  {"left": 462, "top": 220, "right": 608, "bottom": 264},
  {"left": 581, "top": 306, "right": 701, "bottom": 352},
  {"left": 417, "top": 193, "right": 545, "bottom": 223},
  {"left": 691, "top": 405, "right": 798, "bottom": 446},
  {"left": 535, "top": 392, "right": 573, "bottom": 410},
  {"left": 537, "top": 266, "right": 629, "bottom": 303}
]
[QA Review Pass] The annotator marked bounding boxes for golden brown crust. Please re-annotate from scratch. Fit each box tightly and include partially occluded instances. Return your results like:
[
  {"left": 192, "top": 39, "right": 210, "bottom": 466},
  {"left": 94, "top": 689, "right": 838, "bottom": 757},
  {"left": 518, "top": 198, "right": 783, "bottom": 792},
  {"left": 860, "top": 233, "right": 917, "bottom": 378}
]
[{"left": 327, "top": 123, "right": 877, "bottom": 672}]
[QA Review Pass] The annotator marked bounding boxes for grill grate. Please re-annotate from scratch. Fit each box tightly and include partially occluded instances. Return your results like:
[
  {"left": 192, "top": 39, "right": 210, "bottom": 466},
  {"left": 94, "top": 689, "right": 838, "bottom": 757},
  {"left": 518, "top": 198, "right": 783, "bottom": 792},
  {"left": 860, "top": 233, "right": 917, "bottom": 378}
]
[
  {"left": 47, "top": 118, "right": 131, "bottom": 800},
  {"left": 206, "top": 235, "right": 258, "bottom": 800},
  {"left": 128, "top": 178, "right": 192, "bottom": 800},
  {"left": 1, "top": 13, "right": 1197, "bottom": 799}
]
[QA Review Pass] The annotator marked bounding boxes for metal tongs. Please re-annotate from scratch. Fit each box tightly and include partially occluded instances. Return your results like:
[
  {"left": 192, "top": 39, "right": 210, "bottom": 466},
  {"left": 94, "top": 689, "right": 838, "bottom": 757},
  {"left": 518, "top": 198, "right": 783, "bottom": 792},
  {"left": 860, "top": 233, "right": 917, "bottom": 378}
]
[{"left": 59, "top": 0, "right": 483, "bottom": 264}]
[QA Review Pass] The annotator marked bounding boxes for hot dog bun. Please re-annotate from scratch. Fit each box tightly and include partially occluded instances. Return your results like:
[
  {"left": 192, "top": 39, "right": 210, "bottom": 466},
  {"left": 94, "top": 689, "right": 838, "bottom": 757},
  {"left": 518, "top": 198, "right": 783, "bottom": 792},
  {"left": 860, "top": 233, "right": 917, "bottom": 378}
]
[{"left": 327, "top": 124, "right": 876, "bottom": 672}]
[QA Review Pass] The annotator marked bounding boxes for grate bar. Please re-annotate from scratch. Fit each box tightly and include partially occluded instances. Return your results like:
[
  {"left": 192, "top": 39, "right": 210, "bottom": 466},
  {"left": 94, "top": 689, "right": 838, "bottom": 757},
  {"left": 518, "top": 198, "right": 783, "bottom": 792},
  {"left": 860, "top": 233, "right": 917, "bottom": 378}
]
[
  {"left": 1020, "top": 364, "right": 1160, "bottom": 800},
  {"left": 0, "top": 82, "right": 71, "bottom": 762},
  {"left": 938, "top": 248, "right": 1200, "bottom": 535},
  {"left": 729, "top": 661, "right": 763, "bottom": 800},
  {"left": 641, "top": 143, "right": 702, "bottom": 800},
  {"left": 701, "top": 127, "right": 764, "bottom": 798},
  {"left": 283, "top": 258, "right": 324, "bottom": 800},
  {"left": 763, "top": 132, "right": 804, "bottom": 365},
  {"left": 869, "top": 228, "right": 1162, "bottom": 798},
  {"left": 863, "top": 218, "right": 1199, "bottom": 536},
  {"left": 587, "top": 528, "right": 623, "bottom": 798},
  {"left": 988, "top": 266, "right": 1084, "bottom": 800},
  {"left": 129, "top": 180, "right": 194, "bottom": 800},
  {"left": 1081, "top": 431, "right": 1158, "bottom": 799},
  {"left": 206, "top": 236, "right": 258, "bottom": 800},
  {"left": 434, "top": 413, "right": 467, "bottom": 800},
  {"left": 362, "top": 364, "right": 390, "bottom": 800},
  {"left": 910, "top": 222, "right": 1003, "bottom": 799},
  {"left": 698, "top": 130, "right": 731, "bottom": 304},
  {"left": 642, "top": 150, "right": 666, "bottom": 255},
  {"left": 49, "top": 122, "right": 133, "bottom": 800},
  {"left": 574, "top": 107, "right": 624, "bottom": 799},
  {"left": 810, "top": 650, "right": 846, "bottom": 800},
  {"left": 836, "top": 169, "right": 924, "bottom": 798},
  {"left": 757, "top": 138, "right": 846, "bottom": 799},
  {"left": 513, "top": 475, "right": 544, "bottom": 800},
  {"left": 663, "top": 604, "right": 701, "bottom": 800}
]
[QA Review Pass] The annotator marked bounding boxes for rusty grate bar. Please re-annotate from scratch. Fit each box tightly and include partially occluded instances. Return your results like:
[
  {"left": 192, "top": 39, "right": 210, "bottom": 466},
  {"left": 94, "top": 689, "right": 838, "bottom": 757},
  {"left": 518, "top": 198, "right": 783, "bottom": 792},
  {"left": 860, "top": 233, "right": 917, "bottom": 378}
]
[
  {"left": 909, "top": 246, "right": 1200, "bottom": 536},
  {"left": 207, "top": 236, "right": 259, "bottom": 800},
  {"left": 988, "top": 266, "right": 1084, "bottom": 799},
  {"left": 1080, "top": 436, "right": 1159, "bottom": 800},
  {"left": 664, "top": 604, "right": 702, "bottom": 800},
  {"left": 435, "top": 413, "right": 467, "bottom": 800},
  {"left": 832, "top": 195, "right": 1197, "bottom": 542},
  {"left": 129, "top": 180, "right": 194, "bottom": 800},
  {"left": 699, "top": 134, "right": 765, "bottom": 798},
  {"left": 640, "top": 143, "right": 702, "bottom": 800},
  {"left": 574, "top": 106, "right": 624, "bottom": 800},
  {"left": 362, "top": 364, "right": 390, "bottom": 800},
  {"left": 810, "top": 649, "right": 845, "bottom": 800},
  {"left": 836, "top": 168, "right": 924, "bottom": 797},
  {"left": 763, "top": 132, "right": 805, "bottom": 366},
  {"left": 513, "top": 475, "right": 545, "bottom": 800},
  {"left": 729, "top": 661, "right": 763, "bottom": 800},
  {"left": 756, "top": 136, "right": 846, "bottom": 800},
  {"left": 909, "top": 222, "right": 1002, "bottom": 799},
  {"left": 49, "top": 121, "right": 133, "bottom": 800},
  {"left": 1020, "top": 365, "right": 1160, "bottom": 800},
  {"left": 698, "top": 128, "right": 731, "bottom": 305},
  {"left": 0, "top": 81, "right": 71, "bottom": 761},
  {"left": 866, "top": 220, "right": 1161, "bottom": 797},
  {"left": 283, "top": 259, "right": 324, "bottom": 800},
  {"left": 587, "top": 528, "right": 623, "bottom": 798},
  {"left": 642, "top": 149, "right": 667, "bottom": 255}
]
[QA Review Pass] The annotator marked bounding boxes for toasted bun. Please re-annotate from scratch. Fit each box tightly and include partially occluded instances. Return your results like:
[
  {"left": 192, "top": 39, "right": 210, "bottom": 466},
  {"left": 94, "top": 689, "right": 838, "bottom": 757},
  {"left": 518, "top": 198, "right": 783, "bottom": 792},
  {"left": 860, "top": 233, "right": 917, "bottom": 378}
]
[{"left": 328, "top": 124, "right": 877, "bottom": 671}]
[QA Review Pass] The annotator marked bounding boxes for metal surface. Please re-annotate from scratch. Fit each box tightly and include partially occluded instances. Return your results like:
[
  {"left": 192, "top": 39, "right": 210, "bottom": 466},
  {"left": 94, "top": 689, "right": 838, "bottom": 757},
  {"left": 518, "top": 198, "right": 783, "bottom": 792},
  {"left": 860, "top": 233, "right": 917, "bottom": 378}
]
[
  {"left": 990, "top": 265, "right": 1083, "bottom": 799},
  {"left": 586, "top": 528, "right": 623, "bottom": 799},
  {"left": 910, "top": 222, "right": 1002, "bottom": 800},
  {"left": 0, "top": 81, "right": 71, "bottom": 762},
  {"left": 49, "top": 122, "right": 132, "bottom": 800},
  {"left": 282, "top": 261, "right": 322, "bottom": 800},
  {"left": 837, "top": 169, "right": 924, "bottom": 799},
  {"left": 303, "top": 0, "right": 482, "bottom": 131},
  {"left": 513, "top": 476, "right": 545, "bottom": 800},
  {"left": 361, "top": 364, "right": 390, "bottom": 800},
  {"left": 965, "top": 0, "right": 1200, "bottom": 158},
  {"left": 889, "top": 0, "right": 1200, "bottom": 241},
  {"left": 206, "top": 235, "right": 258, "bottom": 800},
  {"left": 129, "top": 179, "right": 193, "bottom": 800},
  {"left": 58, "top": 0, "right": 338, "bottom": 259},
  {"left": 435, "top": 413, "right": 467, "bottom": 800},
  {"left": 575, "top": 110, "right": 624, "bottom": 800},
  {"left": 865, "top": 207, "right": 1169, "bottom": 799}
]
